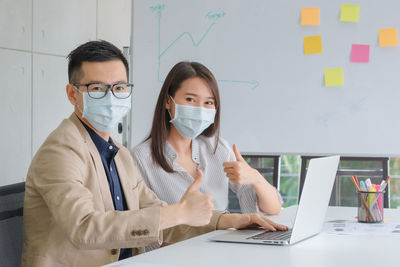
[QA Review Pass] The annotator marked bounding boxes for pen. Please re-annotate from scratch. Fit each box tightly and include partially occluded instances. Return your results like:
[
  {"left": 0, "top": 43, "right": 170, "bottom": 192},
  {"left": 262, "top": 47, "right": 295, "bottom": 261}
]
[
  {"left": 367, "top": 187, "right": 376, "bottom": 207},
  {"left": 360, "top": 181, "right": 367, "bottom": 191},
  {"left": 379, "top": 180, "right": 386, "bottom": 192},
  {"left": 375, "top": 185, "right": 383, "bottom": 221},
  {"left": 367, "top": 177, "right": 389, "bottom": 222},
  {"left": 365, "top": 178, "right": 373, "bottom": 191}
]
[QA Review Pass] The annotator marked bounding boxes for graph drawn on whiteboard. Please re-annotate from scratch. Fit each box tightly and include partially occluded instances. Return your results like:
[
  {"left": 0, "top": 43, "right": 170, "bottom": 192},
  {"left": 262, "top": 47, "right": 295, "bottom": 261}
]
[{"left": 149, "top": 3, "right": 260, "bottom": 90}]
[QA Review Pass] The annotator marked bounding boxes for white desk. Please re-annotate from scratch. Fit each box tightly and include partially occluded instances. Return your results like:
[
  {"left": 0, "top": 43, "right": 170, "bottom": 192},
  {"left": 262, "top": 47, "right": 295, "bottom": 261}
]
[{"left": 106, "top": 206, "right": 400, "bottom": 267}]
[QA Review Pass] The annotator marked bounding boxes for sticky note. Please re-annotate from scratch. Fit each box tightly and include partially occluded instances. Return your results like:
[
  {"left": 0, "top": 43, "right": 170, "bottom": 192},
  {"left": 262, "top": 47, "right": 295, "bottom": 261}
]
[
  {"left": 303, "top": 35, "right": 322, "bottom": 55},
  {"left": 325, "top": 68, "right": 344, "bottom": 87},
  {"left": 379, "top": 28, "right": 399, "bottom": 46},
  {"left": 301, "top": 7, "right": 320, "bottom": 25},
  {"left": 340, "top": 4, "right": 360, "bottom": 22},
  {"left": 350, "top": 44, "right": 370, "bottom": 63}
]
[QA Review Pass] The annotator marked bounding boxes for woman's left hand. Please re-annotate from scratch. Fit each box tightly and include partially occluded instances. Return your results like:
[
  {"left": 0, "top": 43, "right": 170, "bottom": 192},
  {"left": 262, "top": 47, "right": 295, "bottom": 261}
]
[{"left": 222, "top": 144, "right": 263, "bottom": 185}]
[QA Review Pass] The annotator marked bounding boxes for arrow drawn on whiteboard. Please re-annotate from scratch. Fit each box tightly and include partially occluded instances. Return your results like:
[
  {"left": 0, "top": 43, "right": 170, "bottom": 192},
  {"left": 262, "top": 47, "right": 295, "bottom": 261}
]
[
  {"left": 316, "top": 112, "right": 335, "bottom": 127},
  {"left": 151, "top": 4, "right": 222, "bottom": 82},
  {"left": 150, "top": 4, "right": 260, "bottom": 90},
  {"left": 346, "top": 96, "right": 367, "bottom": 112}
]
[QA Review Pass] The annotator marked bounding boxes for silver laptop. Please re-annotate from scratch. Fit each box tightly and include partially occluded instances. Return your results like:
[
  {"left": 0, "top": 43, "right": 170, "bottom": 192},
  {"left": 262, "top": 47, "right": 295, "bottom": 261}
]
[{"left": 211, "top": 155, "right": 340, "bottom": 245}]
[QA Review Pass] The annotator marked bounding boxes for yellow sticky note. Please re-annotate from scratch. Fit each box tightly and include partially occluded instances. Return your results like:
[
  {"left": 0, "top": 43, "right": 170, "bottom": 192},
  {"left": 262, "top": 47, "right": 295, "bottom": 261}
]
[
  {"left": 379, "top": 28, "right": 399, "bottom": 46},
  {"left": 301, "top": 7, "right": 320, "bottom": 25},
  {"left": 303, "top": 35, "right": 322, "bottom": 55},
  {"left": 340, "top": 4, "right": 360, "bottom": 22},
  {"left": 325, "top": 68, "right": 344, "bottom": 87}
]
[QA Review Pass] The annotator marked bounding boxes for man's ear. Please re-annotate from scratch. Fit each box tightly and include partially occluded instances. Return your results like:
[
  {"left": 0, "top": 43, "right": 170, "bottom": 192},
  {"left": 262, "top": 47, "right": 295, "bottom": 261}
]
[{"left": 66, "top": 84, "right": 78, "bottom": 106}]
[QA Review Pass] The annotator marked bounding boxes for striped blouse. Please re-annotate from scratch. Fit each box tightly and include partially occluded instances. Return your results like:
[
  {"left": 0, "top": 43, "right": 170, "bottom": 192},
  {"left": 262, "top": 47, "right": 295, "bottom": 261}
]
[{"left": 131, "top": 136, "right": 273, "bottom": 213}]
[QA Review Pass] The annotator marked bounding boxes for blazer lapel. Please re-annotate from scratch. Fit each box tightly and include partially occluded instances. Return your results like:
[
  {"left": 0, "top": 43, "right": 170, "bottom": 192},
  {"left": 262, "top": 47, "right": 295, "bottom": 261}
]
[
  {"left": 69, "top": 113, "right": 115, "bottom": 212},
  {"left": 114, "top": 153, "right": 135, "bottom": 210},
  {"left": 87, "top": 140, "right": 115, "bottom": 211}
]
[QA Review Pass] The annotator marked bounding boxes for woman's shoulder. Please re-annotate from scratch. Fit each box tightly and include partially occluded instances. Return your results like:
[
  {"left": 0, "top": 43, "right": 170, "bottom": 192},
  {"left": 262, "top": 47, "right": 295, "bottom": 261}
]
[
  {"left": 197, "top": 135, "right": 232, "bottom": 154},
  {"left": 131, "top": 138, "right": 152, "bottom": 159}
]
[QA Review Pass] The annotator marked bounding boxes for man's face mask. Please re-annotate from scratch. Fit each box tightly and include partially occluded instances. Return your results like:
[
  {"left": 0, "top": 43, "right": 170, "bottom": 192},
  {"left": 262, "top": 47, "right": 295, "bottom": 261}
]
[{"left": 78, "top": 91, "right": 131, "bottom": 133}]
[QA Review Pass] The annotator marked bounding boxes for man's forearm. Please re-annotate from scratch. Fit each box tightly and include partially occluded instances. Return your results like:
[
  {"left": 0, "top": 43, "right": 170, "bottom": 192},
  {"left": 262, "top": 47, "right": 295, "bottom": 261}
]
[{"left": 159, "top": 204, "right": 183, "bottom": 230}]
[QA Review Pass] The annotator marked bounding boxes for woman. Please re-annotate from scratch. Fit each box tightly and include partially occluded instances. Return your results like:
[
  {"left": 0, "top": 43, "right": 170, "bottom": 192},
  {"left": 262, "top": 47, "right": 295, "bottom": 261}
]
[{"left": 132, "top": 61, "right": 282, "bottom": 214}]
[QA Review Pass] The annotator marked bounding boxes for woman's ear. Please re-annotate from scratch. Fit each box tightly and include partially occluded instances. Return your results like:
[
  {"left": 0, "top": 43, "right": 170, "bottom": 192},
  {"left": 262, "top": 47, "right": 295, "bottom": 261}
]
[{"left": 165, "top": 97, "right": 171, "bottom": 110}]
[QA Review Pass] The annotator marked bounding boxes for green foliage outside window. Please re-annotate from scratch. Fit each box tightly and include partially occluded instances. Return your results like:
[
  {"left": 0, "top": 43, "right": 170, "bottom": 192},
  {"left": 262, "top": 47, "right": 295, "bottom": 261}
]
[
  {"left": 239, "top": 155, "right": 400, "bottom": 210},
  {"left": 389, "top": 158, "right": 400, "bottom": 208},
  {"left": 279, "top": 155, "right": 300, "bottom": 207}
]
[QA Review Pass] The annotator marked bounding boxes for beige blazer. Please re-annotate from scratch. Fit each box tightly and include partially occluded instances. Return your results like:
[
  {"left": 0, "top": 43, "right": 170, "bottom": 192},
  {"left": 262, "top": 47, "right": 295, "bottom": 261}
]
[{"left": 22, "top": 114, "right": 222, "bottom": 267}]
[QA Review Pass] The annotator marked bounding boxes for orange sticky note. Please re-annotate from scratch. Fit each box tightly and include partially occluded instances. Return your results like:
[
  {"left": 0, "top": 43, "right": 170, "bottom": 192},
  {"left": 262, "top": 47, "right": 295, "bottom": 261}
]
[
  {"left": 301, "top": 7, "right": 320, "bottom": 25},
  {"left": 379, "top": 28, "right": 399, "bottom": 47},
  {"left": 303, "top": 35, "right": 322, "bottom": 55}
]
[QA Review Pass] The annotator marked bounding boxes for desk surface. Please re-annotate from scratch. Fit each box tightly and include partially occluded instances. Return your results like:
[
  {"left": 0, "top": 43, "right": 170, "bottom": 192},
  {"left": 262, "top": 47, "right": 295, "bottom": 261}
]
[{"left": 106, "top": 206, "right": 400, "bottom": 267}]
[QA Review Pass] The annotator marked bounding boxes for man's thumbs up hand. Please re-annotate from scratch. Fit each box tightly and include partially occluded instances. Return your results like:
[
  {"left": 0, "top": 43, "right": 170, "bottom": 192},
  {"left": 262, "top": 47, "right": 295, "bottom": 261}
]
[{"left": 178, "top": 170, "right": 214, "bottom": 226}]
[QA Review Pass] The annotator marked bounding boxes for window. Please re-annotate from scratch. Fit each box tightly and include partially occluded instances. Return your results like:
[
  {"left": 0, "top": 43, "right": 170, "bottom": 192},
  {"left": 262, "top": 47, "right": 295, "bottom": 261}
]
[
  {"left": 389, "top": 158, "right": 400, "bottom": 208},
  {"left": 228, "top": 155, "right": 399, "bottom": 213},
  {"left": 279, "top": 155, "right": 300, "bottom": 207},
  {"left": 300, "top": 157, "right": 389, "bottom": 208}
]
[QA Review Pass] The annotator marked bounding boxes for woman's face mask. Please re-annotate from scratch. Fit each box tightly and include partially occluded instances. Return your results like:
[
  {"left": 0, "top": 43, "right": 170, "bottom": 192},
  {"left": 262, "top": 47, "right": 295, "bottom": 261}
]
[{"left": 168, "top": 96, "right": 216, "bottom": 139}]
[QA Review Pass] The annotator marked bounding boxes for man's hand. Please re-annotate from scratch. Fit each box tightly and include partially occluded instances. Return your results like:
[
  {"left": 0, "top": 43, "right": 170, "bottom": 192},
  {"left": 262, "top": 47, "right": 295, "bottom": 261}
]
[
  {"left": 178, "top": 169, "right": 214, "bottom": 226},
  {"left": 160, "top": 170, "right": 214, "bottom": 230},
  {"left": 216, "top": 213, "right": 288, "bottom": 232},
  {"left": 222, "top": 144, "right": 263, "bottom": 185}
]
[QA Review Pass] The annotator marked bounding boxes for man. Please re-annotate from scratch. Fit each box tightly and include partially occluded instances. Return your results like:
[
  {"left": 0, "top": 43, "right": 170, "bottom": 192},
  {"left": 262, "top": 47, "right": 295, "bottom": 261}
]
[{"left": 22, "top": 40, "right": 286, "bottom": 267}]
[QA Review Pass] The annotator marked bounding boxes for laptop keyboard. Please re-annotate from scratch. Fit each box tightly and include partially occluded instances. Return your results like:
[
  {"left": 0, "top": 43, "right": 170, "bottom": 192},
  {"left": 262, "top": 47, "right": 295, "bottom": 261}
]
[{"left": 247, "top": 229, "right": 293, "bottom": 241}]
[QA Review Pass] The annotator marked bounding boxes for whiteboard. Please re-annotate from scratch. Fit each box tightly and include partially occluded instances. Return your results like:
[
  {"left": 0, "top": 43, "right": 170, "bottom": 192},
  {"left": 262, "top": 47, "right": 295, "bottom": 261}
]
[{"left": 131, "top": 0, "right": 400, "bottom": 156}]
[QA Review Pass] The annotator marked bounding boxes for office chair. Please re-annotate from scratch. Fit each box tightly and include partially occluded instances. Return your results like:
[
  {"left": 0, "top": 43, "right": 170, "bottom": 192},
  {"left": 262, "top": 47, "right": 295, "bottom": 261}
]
[{"left": 0, "top": 182, "right": 25, "bottom": 267}]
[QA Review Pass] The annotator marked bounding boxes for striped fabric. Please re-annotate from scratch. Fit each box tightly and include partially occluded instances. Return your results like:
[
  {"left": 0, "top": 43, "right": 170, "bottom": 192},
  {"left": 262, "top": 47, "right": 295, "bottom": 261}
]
[{"left": 131, "top": 136, "right": 276, "bottom": 214}]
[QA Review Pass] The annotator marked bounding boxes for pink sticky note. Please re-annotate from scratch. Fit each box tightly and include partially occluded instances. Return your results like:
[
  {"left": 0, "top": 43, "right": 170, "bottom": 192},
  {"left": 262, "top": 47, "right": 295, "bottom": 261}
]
[{"left": 350, "top": 44, "right": 370, "bottom": 63}]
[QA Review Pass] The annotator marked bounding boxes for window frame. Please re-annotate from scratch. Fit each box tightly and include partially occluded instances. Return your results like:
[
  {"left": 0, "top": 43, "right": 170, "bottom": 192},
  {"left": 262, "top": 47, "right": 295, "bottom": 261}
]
[{"left": 299, "top": 156, "right": 389, "bottom": 208}]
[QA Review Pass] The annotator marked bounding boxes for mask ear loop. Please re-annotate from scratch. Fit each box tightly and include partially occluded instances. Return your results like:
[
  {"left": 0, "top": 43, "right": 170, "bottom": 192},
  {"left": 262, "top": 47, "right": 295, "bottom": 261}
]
[
  {"left": 167, "top": 95, "right": 176, "bottom": 120},
  {"left": 73, "top": 86, "right": 84, "bottom": 114}
]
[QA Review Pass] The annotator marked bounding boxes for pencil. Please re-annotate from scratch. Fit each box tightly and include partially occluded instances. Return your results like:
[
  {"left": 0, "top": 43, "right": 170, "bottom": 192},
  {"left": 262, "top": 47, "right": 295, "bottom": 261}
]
[
  {"left": 380, "top": 176, "right": 390, "bottom": 192},
  {"left": 354, "top": 175, "right": 360, "bottom": 189}
]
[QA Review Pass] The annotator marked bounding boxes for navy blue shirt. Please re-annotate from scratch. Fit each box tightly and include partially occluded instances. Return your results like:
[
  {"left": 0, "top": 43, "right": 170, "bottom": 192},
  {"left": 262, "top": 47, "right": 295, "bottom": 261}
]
[{"left": 81, "top": 121, "right": 132, "bottom": 260}]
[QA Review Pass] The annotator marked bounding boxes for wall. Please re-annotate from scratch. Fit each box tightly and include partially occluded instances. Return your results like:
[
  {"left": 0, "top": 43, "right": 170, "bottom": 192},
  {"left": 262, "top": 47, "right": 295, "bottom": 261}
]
[
  {"left": 0, "top": 0, "right": 131, "bottom": 186},
  {"left": 131, "top": 0, "right": 400, "bottom": 156}
]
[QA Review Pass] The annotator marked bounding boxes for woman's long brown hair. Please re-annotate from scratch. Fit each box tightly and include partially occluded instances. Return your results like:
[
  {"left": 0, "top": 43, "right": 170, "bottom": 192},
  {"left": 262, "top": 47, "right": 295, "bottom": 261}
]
[{"left": 146, "top": 61, "right": 221, "bottom": 172}]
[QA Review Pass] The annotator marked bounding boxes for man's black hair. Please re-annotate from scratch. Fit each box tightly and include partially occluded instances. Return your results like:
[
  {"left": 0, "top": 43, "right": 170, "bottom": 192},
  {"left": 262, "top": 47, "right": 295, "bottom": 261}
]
[{"left": 67, "top": 40, "right": 129, "bottom": 83}]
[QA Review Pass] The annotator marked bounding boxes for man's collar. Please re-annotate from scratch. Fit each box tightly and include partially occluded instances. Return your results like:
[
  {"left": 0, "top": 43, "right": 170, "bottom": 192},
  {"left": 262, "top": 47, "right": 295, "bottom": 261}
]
[{"left": 79, "top": 118, "right": 119, "bottom": 155}]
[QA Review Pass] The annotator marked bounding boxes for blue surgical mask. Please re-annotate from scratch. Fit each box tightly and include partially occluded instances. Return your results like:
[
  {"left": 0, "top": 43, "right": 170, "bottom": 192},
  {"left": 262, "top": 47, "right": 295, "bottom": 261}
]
[
  {"left": 78, "top": 92, "right": 131, "bottom": 132},
  {"left": 169, "top": 96, "right": 216, "bottom": 139}
]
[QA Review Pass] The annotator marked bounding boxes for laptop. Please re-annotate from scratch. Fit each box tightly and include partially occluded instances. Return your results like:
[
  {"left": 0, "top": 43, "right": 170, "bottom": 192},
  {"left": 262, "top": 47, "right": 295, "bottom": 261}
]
[{"left": 210, "top": 155, "right": 340, "bottom": 245}]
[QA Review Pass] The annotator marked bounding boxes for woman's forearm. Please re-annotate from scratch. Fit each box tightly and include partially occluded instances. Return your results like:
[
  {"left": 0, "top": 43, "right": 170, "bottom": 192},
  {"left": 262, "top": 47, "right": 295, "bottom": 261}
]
[{"left": 252, "top": 173, "right": 282, "bottom": 215}]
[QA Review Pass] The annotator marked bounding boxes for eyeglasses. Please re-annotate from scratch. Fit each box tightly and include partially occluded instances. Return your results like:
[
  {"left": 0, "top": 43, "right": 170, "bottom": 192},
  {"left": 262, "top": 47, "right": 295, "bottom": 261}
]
[{"left": 73, "top": 82, "right": 134, "bottom": 99}]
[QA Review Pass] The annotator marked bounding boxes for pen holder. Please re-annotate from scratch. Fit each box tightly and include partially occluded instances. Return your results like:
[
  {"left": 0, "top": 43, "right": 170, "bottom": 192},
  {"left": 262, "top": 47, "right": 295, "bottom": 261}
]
[{"left": 357, "top": 191, "right": 384, "bottom": 223}]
